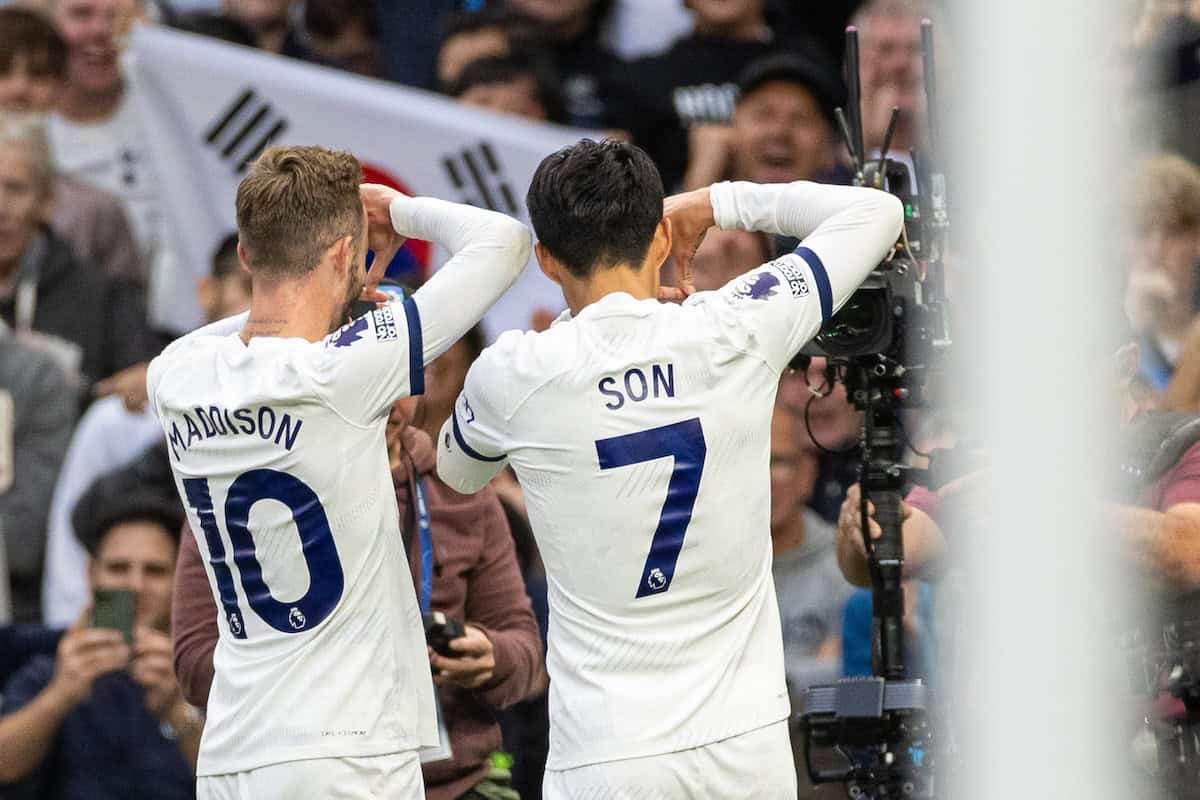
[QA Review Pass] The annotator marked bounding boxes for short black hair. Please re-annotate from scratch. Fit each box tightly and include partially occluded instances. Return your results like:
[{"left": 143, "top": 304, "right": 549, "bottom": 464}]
[
  {"left": 73, "top": 444, "right": 183, "bottom": 557},
  {"left": 440, "top": 7, "right": 520, "bottom": 42},
  {"left": 526, "top": 139, "right": 664, "bottom": 278},
  {"left": 211, "top": 232, "right": 241, "bottom": 279},
  {"left": 171, "top": 12, "right": 257, "bottom": 47},
  {"left": 0, "top": 7, "right": 66, "bottom": 79},
  {"left": 304, "top": 0, "right": 378, "bottom": 40},
  {"left": 451, "top": 52, "right": 565, "bottom": 124}
]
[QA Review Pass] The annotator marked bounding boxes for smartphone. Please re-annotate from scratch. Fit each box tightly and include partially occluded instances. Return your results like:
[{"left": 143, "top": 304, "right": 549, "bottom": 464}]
[
  {"left": 91, "top": 588, "right": 136, "bottom": 645},
  {"left": 423, "top": 611, "right": 466, "bottom": 658}
]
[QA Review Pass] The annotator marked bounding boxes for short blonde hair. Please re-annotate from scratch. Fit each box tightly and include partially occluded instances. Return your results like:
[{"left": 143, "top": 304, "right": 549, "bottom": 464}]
[
  {"left": 235, "top": 145, "right": 364, "bottom": 277},
  {"left": 0, "top": 111, "right": 53, "bottom": 196},
  {"left": 1130, "top": 153, "right": 1200, "bottom": 232}
]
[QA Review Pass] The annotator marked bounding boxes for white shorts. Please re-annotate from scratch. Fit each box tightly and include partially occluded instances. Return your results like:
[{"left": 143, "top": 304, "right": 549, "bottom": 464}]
[
  {"left": 543, "top": 720, "right": 797, "bottom": 800},
  {"left": 196, "top": 751, "right": 424, "bottom": 800}
]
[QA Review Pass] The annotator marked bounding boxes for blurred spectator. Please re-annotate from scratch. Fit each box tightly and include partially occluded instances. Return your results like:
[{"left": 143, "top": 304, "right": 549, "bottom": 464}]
[
  {"left": 769, "top": 400, "right": 852, "bottom": 709},
  {"left": 854, "top": 0, "right": 926, "bottom": 155},
  {"left": 0, "top": 320, "right": 76, "bottom": 624},
  {"left": 1128, "top": 0, "right": 1200, "bottom": 165},
  {"left": 682, "top": 53, "right": 840, "bottom": 191},
  {"left": 41, "top": 233, "right": 250, "bottom": 628},
  {"left": 0, "top": 460, "right": 200, "bottom": 797},
  {"left": 222, "top": 0, "right": 311, "bottom": 58},
  {"left": 436, "top": 8, "right": 522, "bottom": 88},
  {"left": 47, "top": 0, "right": 193, "bottom": 333},
  {"left": 451, "top": 52, "right": 565, "bottom": 123},
  {"left": 616, "top": 0, "right": 834, "bottom": 190},
  {"left": 302, "top": 0, "right": 381, "bottom": 76},
  {"left": 173, "top": 396, "right": 545, "bottom": 800},
  {"left": 0, "top": 625, "right": 62, "bottom": 692},
  {"left": 1123, "top": 154, "right": 1200, "bottom": 394},
  {"left": 0, "top": 6, "right": 144, "bottom": 285},
  {"left": 0, "top": 112, "right": 154, "bottom": 391},
  {"left": 507, "top": 0, "right": 623, "bottom": 128}
]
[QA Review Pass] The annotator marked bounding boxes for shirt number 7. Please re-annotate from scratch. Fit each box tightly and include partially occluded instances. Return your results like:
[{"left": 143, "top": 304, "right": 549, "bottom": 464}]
[{"left": 595, "top": 417, "right": 707, "bottom": 598}]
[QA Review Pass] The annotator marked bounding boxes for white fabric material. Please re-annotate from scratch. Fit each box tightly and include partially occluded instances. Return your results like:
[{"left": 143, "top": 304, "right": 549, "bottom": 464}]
[
  {"left": 542, "top": 720, "right": 796, "bottom": 799},
  {"left": 41, "top": 397, "right": 162, "bottom": 628},
  {"left": 147, "top": 197, "right": 528, "bottom": 776},
  {"left": 48, "top": 92, "right": 182, "bottom": 332},
  {"left": 126, "top": 24, "right": 599, "bottom": 339},
  {"left": 438, "top": 182, "right": 901, "bottom": 769},
  {"left": 196, "top": 750, "right": 424, "bottom": 800}
]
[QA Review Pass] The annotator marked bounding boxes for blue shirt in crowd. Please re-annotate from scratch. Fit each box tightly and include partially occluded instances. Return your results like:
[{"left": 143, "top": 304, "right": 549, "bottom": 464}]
[{"left": 0, "top": 655, "right": 194, "bottom": 800}]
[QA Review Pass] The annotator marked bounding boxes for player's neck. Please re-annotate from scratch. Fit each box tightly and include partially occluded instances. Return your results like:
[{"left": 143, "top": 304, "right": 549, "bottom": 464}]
[
  {"left": 563, "top": 264, "right": 657, "bottom": 315},
  {"left": 240, "top": 279, "right": 338, "bottom": 343},
  {"left": 771, "top": 512, "right": 806, "bottom": 557}
]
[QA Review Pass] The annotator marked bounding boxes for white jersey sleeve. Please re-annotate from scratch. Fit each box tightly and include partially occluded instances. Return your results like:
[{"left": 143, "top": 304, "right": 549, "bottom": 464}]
[
  {"left": 703, "top": 180, "right": 904, "bottom": 371},
  {"left": 436, "top": 335, "right": 513, "bottom": 493},
  {"left": 314, "top": 194, "right": 532, "bottom": 424}
]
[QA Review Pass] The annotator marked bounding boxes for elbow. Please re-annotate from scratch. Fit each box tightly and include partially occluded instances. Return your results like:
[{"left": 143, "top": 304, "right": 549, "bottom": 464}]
[
  {"left": 498, "top": 220, "right": 534, "bottom": 282},
  {"left": 874, "top": 191, "right": 905, "bottom": 241}
]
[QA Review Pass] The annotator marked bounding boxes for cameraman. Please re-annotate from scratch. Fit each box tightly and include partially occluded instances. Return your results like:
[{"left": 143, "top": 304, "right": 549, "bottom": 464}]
[
  {"left": 835, "top": 344, "right": 1200, "bottom": 603},
  {"left": 173, "top": 395, "right": 545, "bottom": 800}
]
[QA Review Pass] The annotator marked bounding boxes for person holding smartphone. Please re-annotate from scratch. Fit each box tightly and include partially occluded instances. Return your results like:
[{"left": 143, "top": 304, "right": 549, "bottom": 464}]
[{"left": 0, "top": 456, "right": 200, "bottom": 799}]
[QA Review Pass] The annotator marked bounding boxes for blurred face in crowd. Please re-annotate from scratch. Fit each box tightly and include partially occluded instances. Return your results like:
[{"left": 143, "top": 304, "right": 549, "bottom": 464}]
[
  {"left": 778, "top": 357, "right": 862, "bottom": 451},
  {"left": 89, "top": 520, "right": 177, "bottom": 631},
  {"left": 459, "top": 77, "right": 547, "bottom": 121},
  {"left": 769, "top": 403, "right": 820, "bottom": 536},
  {"left": 0, "top": 55, "right": 63, "bottom": 113},
  {"left": 684, "top": 228, "right": 769, "bottom": 292},
  {"left": 196, "top": 267, "right": 252, "bottom": 323},
  {"left": 307, "top": 19, "right": 378, "bottom": 77},
  {"left": 437, "top": 28, "right": 509, "bottom": 87},
  {"left": 415, "top": 337, "right": 474, "bottom": 437},
  {"left": 0, "top": 143, "right": 51, "bottom": 277},
  {"left": 224, "top": 0, "right": 292, "bottom": 29},
  {"left": 52, "top": 0, "right": 137, "bottom": 98},
  {"left": 860, "top": 11, "right": 922, "bottom": 119},
  {"left": 684, "top": 0, "right": 763, "bottom": 30},
  {"left": 732, "top": 80, "right": 830, "bottom": 184},
  {"left": 1130, "top": 219, "right": 1200, "bottom": 298}
]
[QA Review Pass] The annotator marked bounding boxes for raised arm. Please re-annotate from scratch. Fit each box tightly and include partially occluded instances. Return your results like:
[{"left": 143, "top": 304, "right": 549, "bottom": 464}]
[
  {"left": 385, "top": 190, "right": 532, "bottom": 365},
  {"left": 708, "top": 180, "right": 904, "bottom": 315}
]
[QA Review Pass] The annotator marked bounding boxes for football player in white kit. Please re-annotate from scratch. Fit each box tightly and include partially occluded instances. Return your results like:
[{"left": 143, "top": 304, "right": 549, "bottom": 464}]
[
  {"left": 146, "top": 146, "right": 531, "bottom": 799},
  {"left": 437, "top": 139, "right": 903, "bottom": 798}
]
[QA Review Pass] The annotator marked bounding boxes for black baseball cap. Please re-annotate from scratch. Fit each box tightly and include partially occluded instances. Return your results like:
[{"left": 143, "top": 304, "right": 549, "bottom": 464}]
[{"left": 736, "top": 52, "right": 844, "bottom": 126}]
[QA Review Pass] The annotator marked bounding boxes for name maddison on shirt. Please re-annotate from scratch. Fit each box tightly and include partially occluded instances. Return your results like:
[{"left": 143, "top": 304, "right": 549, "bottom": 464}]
[{"left": 166, "top": 405, "right": 304, "bottom": 460}]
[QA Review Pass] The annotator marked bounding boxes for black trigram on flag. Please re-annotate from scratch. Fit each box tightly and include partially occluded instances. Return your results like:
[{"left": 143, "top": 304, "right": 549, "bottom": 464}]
[
  {"left": 204, "top": 88, "right": 290, "bottom": 175},
  {"left": 442, "top": 142, "right": 518, "bottom": 214}
]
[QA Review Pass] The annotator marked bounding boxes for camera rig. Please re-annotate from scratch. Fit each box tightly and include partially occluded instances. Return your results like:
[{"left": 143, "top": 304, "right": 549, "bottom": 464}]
[{"left": 794, "top": 21, "right": 951, "bottom": 800}]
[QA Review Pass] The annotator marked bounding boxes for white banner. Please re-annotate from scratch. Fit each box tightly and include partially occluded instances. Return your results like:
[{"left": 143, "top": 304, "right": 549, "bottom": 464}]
[{"left": 127, "top": 25, "right": 596, "bottom": 339}]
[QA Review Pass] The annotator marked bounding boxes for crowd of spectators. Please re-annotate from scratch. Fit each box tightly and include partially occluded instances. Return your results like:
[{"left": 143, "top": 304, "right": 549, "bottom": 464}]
[{"left": 0, "top": 0, "right": 1196, "bottom": 797}]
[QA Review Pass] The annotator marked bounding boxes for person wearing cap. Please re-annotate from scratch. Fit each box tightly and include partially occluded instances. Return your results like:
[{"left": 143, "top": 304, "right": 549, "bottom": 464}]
[
  {"left": 611, "top": 0, "right": 835, "bottom": 192},
  {"left": 682, "top": 51, "right": 843, "bottom": 192},
  {"left": 0, "top": 448, "right": 200, "bottom": 799}
]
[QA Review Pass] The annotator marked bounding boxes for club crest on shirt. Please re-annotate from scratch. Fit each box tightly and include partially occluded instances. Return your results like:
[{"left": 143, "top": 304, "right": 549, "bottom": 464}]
[
  {"left": 371, "top": 307, "right": 399, "bottom": 342},
  {"left": 329, "top": 316, "right": 368, "bottom": 348},
  {"left": 733, "top": 271, "right": 780, "bottom": 301},
  {"left": 768, "top": 259, "right": 810, "bottom": 298}
]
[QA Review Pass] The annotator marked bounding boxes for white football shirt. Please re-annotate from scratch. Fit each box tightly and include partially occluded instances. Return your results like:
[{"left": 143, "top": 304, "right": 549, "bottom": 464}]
[
  {"left": 438, "top": 180, "right": 903, "bottom": 769},
  {"left": 147, "top": 194, "right": 530, "bottom": 776}
]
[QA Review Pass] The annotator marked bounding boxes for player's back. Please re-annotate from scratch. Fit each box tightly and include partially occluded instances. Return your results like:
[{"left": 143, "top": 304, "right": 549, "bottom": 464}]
[
  {"left": 148, "top": 319, "right": 435, "bottom": 776},
  {"left": 459, "top": 291, "right": 791, "bottom": 768}
]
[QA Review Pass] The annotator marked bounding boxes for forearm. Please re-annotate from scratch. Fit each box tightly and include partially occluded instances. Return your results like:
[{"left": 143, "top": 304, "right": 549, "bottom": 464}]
[
  {"left": 1116, "top": 504, "right": 1200, "bottom": 589},
  {"left": 709, "top": 180, "right": 903, "bottom": 307},
  {"left": 0, "top": 688, "right": 71, "bottom": 783},
  {"left": 164, "top": 701, "right": 204, "bottom": 770},
  {"left": 171, "top": 527, "right": 219, "bottom": 708},
  {"left": 391, "top": 195, "right": 531, "bottom": 362}
]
